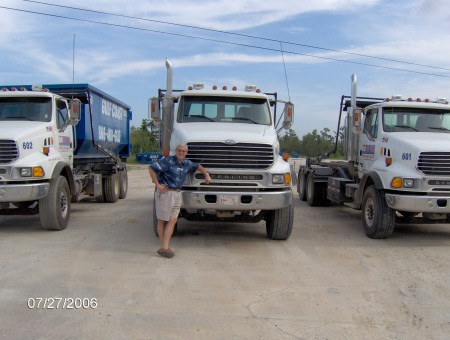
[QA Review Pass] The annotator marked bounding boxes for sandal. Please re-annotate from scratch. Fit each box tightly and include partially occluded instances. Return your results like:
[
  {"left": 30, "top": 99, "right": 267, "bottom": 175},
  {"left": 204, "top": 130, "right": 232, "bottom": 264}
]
[{"left": 157, "top": 248, "right": 175, "bottom": 258}]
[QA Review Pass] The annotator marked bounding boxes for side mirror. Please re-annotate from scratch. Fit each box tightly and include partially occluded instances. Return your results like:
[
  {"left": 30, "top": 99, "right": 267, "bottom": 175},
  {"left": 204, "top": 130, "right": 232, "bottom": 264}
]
[
  {"left": 351, "top": 107, "right": 363, "bottom": 134},
  {"left": 149, "top": 97, "right": 161, "bottom": 123},
  {"left": 282, "top": 101, "right": 294, "bottom": 130},
  {"left": 68, "top": 99, "right": 81, "bottom": 125}
]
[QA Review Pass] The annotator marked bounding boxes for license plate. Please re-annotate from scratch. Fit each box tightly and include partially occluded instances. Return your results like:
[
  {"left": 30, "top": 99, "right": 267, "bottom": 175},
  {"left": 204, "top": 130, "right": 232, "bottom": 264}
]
[{"left": 219, "top": 195, "right": 239, "bottom": 205}]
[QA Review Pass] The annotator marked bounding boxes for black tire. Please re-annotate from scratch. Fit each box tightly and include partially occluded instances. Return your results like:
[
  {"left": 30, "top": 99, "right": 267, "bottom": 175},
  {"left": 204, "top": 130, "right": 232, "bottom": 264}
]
[
  {"left": 306, "top": 172, "right": 322, "bottom": 206},
  {"left": 266, "top": 199, "right": 294, "bottom": 240},
  {"left": 39, "top": 176, "right": 71, "bottom": 230},
  {"left": 297, "top": 170, "right": 307, "bottom": 201},
  {"left": 361, "top": 186, "right": 395, "bottom": 239},
  {"left": 119, "top": 167, "right": 128, "bottom": 199},
  {"left": 103, "top": 173, "right": 120, "bottom": 203}
]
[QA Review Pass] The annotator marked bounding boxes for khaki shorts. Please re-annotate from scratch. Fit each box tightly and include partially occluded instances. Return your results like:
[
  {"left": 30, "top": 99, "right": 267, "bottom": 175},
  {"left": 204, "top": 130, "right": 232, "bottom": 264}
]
[{"left": 155, "top": 189, "right": 182, "bottom": 221}]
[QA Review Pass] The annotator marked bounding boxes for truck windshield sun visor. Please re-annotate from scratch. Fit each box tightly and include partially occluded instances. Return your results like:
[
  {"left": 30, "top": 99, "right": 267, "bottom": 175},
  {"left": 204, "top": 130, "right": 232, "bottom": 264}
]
[
  {"left": 0, "top": 97, "right": 52, "bottom": 122},
  {"left": 177, "top": 96, "right": 271, "bottom": 125}
]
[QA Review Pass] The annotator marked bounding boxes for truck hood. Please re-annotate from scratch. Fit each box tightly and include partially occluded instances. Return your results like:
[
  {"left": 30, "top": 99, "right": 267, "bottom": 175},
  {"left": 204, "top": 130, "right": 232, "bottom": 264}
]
[
  {"left": 388, "top": 132, "right": 450, "bottom": 152},
  {"left": 0, "top": 121, "right": 49, "bottom": 140},
  {"left": 173, "top": 122, "right": 277, "bottom": 144}
]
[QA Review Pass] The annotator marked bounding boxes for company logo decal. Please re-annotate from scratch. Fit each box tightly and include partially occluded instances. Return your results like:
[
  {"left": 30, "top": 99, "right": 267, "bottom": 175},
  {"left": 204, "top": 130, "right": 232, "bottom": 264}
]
[{"left": 360, "top": 144, "right": 375, "bottom": 160}]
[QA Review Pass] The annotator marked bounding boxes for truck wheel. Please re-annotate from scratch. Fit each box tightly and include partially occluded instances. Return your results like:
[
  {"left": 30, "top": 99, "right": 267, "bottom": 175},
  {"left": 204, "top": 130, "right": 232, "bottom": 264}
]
[
  {"left": 119, "top": 168, "right": 128, "bottom": 199},
  {"left": 361, "top": 186, "right": 395, "bottom": 239},
  {"left": 297, "top": 170, "right": 307, "bottom": 201},
  {"left": 39, "top": 176, "right": 70, "bottom": 230},
  {"left": 306, "top": 172, "right": 322, "bottom": 206},
  {"left": 103, "top": 173, "right": 120, "bottom": 203},
  {"left": 266, "top": 201, "right": 294, "bottom": 240}
]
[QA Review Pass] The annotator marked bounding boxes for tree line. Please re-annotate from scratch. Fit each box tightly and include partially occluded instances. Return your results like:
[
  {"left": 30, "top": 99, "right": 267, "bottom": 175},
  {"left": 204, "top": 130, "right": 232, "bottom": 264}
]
[{"left": 129, "top": 119, "right": 345, "bottom": 159}]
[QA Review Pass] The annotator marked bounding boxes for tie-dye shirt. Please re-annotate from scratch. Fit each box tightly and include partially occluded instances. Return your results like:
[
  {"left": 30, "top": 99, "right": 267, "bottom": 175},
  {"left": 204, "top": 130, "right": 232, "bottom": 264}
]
[{"left": 149, "top": 155, "right": 199, "bottom": 189}]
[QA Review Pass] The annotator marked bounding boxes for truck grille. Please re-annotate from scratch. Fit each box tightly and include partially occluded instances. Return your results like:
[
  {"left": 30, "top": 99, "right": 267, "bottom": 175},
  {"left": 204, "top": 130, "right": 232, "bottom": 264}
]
[
  {"left": 187, "top": 142, "right": 274, "bottom": 169},
  {"left": 0, "top": 140, "right": 18, "bottom": 164},
  {"left": 418, "top": 152, "right": 450, "bottom": 176}
]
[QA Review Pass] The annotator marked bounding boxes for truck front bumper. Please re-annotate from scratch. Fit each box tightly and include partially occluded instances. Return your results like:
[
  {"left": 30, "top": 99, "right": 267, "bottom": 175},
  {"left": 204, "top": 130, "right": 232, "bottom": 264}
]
[
  {"left": 0, "top": 183, "right": 49, "bottom": 202},
  {"left": 385, "top": 193, "right": 450, "bottom": 213},
  {"left": 182, "top": 190, "right": 293, "bottom": 210}
]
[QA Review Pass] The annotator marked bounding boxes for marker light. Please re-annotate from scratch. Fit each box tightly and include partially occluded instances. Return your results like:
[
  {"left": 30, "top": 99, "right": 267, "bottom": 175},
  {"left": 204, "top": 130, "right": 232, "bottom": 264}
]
[
  {"left": 232, "top": 86, "right": 237, "bottom": 91},
  {"left": 222, "top": 86, "right": 227, "bottom": 90},
  {"left": 245, "top": 85, "right": 257, "bottom": 92},
  {"left": 212, "top": 85, "right": 217, "bottom": 90},
  {"left": 33, "top": 166, "right": 45, "bottom": 177},
  {"left": 193, "top": 83, "right": 204, "bottom": 90},
  {"left": 391, "top": 177, "right": 403, "bottom": 188},
  {"left": 42, "top": 146, "right": 50, "bottom": 156},
  {"left": 385, "top": 157, "right": 392, "bottom": 166}
]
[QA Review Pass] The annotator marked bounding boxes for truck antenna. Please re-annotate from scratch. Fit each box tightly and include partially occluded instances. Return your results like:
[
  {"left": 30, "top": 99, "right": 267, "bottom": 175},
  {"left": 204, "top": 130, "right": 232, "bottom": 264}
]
[
  {"left": 280, "top": 42, "right": 291, "bottom": 102},
  {"left": 72, "top": 34, "right": 76, "bottom": 84}
]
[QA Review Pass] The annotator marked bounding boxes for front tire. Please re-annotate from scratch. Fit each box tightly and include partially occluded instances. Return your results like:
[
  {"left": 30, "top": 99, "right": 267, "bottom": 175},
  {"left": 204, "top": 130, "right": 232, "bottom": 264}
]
[
  {"left": 266, "top": 200, "right": 294, "bottom": 240},
  {"left": 39, "top": 176, "right": 71, "bottom": 230},
  {"left": 361, "top": 186, "right": 395, "bottom": 239}
]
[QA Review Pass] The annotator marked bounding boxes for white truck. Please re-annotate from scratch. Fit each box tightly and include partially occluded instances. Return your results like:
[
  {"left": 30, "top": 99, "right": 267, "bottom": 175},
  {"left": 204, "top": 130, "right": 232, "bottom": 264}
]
[
  {"left": 0, "top": 84, "right": 131, "bottom": 230},
  {"left": 297, "top": 74, "right": 450, "bottom": 238},
  {"left": 149, "top": 60, "right": 295, "bottom": 240}
]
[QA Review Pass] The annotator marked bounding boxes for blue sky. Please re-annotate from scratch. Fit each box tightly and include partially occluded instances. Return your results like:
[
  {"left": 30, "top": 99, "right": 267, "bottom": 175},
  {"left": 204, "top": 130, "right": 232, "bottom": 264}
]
[{"left": 1, "top": 0, "right": 450, "bottom": 138}]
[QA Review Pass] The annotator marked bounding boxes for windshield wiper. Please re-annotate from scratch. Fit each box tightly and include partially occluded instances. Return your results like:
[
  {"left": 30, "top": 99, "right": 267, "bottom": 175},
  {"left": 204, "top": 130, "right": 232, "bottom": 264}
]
[
  {"left": 428, "top": 126, "right": 450, "bottom": 132},
  {"left": 231, "top": 117, "right": 257, "bottom": 124},
  {"left": 394, "top": 125, "right": 418, "bottom": 131},
  {"left": 187, "top": 115, "right": 214, "bottom": 122}
]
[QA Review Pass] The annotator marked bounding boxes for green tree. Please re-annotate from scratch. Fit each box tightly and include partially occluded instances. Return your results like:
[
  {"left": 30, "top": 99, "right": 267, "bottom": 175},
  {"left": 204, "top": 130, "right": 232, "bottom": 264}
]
[
  {"left": 130, "top": 119, "right": 159, "bottom": 156},
  {"left": 279, "top": 128, "right": 302, "bottom": 154}
]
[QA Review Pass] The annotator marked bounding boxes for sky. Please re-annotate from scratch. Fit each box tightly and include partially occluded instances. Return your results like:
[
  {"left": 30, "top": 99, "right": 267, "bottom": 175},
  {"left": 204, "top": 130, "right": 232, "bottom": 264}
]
[{"left": 1, "top": 0, "right": 450, "bottom": 139}]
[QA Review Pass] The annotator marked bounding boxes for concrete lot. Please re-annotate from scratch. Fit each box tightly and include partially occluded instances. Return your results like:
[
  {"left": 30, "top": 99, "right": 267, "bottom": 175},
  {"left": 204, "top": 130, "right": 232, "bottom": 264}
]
[{"left": 1, "top": 166, "right": 450, "bottom": 339}]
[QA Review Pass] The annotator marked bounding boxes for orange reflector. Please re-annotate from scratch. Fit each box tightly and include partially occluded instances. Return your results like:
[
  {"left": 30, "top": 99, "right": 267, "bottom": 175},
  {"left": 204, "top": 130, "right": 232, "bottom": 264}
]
[
  {"left": 282, "top": 152, "right": 289, "bottom": 161},
  {"left": 162, "top": 149, "right": 170, "bottom": 157},
  {"left": 42, "top": 146, "right": 50, "bottom": 156},
  {"left": 33, "top": 167, "right": 45, "bottom": 177},
  {"left": 385, "top": 157, "right": 392, "bottom": 166},
  {"left": 391, "top": 177, "right": 402, "bottom": 188},
  {"left": 285, "top": 173, "right": 291, "bottom": 185}
]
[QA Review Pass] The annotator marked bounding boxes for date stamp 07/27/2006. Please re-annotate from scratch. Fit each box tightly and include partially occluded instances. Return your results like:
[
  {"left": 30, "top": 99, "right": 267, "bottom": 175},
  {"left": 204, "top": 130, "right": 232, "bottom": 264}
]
[{"left": 27, "top": 297, "right": 97, "bottom": 309}]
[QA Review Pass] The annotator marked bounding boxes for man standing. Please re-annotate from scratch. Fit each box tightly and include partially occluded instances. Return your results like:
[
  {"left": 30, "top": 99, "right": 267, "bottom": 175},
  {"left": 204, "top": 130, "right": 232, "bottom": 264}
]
[{"left": 148, "top": 144, "right": 211, "bottom": 258}]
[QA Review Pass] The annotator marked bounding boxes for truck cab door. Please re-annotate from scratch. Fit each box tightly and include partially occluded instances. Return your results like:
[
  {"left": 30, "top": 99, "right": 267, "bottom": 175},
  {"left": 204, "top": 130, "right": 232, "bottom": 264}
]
[
  {"left": 55, "top": 99, "right": 74, "bottom": 167},
  {"left": 358, "top": 107, "right": 379, "bottom": 177}
]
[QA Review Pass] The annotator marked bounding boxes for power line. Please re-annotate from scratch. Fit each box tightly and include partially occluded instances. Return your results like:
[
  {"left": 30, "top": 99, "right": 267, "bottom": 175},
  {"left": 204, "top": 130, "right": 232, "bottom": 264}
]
[
  {"left": 1, "top": 4, "right": 450, "bottom": 78},
  {"left": 20, "top": 0, "right": 450, "bottom": 73}
]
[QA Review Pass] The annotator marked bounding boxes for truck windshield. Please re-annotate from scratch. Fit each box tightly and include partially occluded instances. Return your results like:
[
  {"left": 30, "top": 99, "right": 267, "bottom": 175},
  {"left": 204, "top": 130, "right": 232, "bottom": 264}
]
[
  {"left": 0, "top": 97, "right": 52, "bottom": 122},
  {"left": 177, "top": 96, "right": 271, "bottom": 125},
  {"left": 383, "top": 107, "right": 450, "bottom": 132}
]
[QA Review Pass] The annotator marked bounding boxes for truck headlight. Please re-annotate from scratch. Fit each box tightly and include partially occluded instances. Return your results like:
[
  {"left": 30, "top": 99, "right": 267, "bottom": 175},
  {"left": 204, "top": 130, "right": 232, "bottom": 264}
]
[
  {"left": 20, "top": 167, "right": 32, "bottom": 177},
  {"left": 403, "top": 178, "right": 414, "bottom": 188},
  {"left": 272, "top": 174, "right": 284, "bottom": 184},
  {"left": 19, "top": 166, "right": 45, "bottom": 178},
  {"left": 391, "top": 177, "right": 415, "bottom": 188},
  {"left": 272, "top": 173, "right": 291, "bottom": 185}
]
